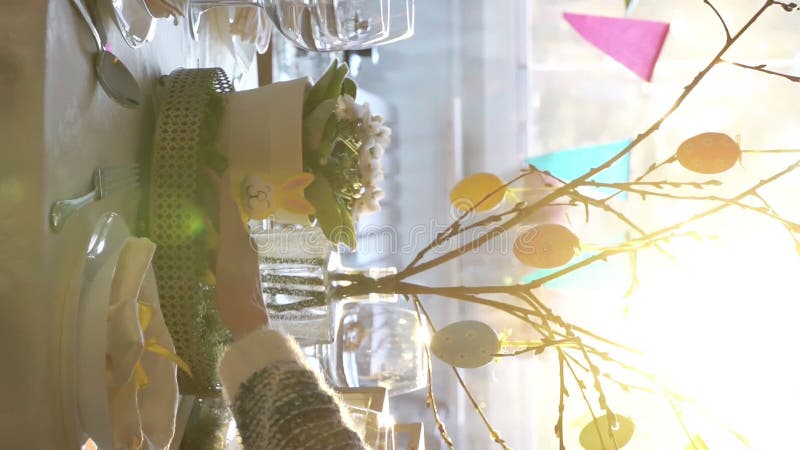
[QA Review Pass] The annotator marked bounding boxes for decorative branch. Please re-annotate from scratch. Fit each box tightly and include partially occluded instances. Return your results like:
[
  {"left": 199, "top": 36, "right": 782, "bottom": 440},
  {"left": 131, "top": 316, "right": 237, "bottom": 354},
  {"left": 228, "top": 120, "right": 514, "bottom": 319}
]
[
  {"left": 722, "top": 60, "right": 800, "bottom": 83},
  {"left": 332, "top": 2, "right": 800, "bottom": 448},
  {"left": 703, "top": 0, "right": 732, "bottom": 41},
  {"left": 394, "top": 0, "right": 777, "bottom": 282},
  {"left": 411, "top": 296, "right": 456, "bottom": 450},
  {"left": 412, "top": 295, "right": 511, "bottom": 450}
]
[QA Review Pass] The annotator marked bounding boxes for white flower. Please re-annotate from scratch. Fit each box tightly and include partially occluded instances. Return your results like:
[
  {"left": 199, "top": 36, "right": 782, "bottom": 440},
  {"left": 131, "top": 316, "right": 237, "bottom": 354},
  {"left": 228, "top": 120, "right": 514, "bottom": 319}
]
[
  {"left": 336, "top": 95, "right": 361, "bottom": 121},
  {"left": 359, "top": 102, "right": 372, "bottom": 122},
  {"left": 360, "top": 135, "right": 376, "bottom": 153},
  {"left": 369, "top": 144, "right": 385, "bottom": 159},
  {"left": 370, "top": 188, "right": 385, "bottom": 202},
  {"left": 370, "top": 167, "right": 385, "bottom": 184},
  {"left": 374, "top": 123, "right": 391, "bottom": 149}
]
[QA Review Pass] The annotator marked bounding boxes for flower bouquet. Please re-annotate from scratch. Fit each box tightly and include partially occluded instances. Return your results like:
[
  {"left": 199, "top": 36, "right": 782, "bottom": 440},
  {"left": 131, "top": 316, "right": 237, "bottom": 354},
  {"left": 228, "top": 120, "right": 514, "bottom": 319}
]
[{"left": 300, "top": 60, "right": 391, "bottom": 249}]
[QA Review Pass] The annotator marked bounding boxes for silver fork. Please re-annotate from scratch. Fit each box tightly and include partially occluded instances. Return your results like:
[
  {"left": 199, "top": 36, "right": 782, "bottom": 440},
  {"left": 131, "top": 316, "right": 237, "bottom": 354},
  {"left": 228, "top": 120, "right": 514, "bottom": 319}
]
[{"left": 49, "top": 165, "right": 140, "bottom": 232}]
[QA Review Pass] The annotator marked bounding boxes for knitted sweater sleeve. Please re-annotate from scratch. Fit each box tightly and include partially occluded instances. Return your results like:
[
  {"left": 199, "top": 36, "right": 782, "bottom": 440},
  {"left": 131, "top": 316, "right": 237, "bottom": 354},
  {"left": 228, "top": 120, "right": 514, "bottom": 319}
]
[{"left": 218, "top": 328, "right": 366, "bottom": 450}]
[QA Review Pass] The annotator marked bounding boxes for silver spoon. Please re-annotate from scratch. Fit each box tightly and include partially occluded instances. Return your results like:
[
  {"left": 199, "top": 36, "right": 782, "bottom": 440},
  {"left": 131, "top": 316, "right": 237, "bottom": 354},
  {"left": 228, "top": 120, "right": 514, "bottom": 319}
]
[{"left": 71, "top": 0, "right": 143, "bottom": 108}]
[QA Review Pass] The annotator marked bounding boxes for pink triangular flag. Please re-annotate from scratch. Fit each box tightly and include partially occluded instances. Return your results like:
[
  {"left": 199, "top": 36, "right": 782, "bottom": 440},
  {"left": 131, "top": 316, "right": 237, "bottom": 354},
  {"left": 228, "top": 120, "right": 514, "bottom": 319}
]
[{"left": 563, "top": 12, "right": 669, "bottom": 81}]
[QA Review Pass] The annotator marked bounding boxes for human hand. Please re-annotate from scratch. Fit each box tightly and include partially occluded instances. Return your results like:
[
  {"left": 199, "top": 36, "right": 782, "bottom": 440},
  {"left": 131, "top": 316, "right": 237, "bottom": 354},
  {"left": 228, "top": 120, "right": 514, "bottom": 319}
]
[{"left": 206, "top": 169, "right": 269, "bottom": 341}]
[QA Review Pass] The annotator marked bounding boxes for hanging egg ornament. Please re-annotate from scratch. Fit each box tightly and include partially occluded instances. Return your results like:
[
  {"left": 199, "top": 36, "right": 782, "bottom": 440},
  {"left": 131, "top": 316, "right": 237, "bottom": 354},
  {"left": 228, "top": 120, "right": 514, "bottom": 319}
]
[
  {"left": 676, "top": 132, "right": 740, "bottom": 174},
  {"left": 579, "top": 414, "right": 635, "bottom": 450},
  {"left": 513, "top": 224, "right": 579, "bottom": 269},
  {"left": 449, "top": 173, "right": 507, "bottom": 212},
  {"left": 430, "top": 321, "right": 500, "bottom": 368}
]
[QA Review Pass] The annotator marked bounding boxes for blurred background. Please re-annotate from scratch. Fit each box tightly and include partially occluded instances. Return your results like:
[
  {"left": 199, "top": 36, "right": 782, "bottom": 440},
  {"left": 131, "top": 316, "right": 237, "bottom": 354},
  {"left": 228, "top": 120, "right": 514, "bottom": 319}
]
[{"left": 269, "top": 1, "right": 800, "bottom": 448}]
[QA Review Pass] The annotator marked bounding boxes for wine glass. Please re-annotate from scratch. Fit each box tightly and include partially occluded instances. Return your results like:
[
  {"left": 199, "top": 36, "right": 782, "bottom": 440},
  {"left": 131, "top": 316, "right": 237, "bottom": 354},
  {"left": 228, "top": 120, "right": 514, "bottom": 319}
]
[
  {"left": 349, "top": 0, "right": 414, "bottom": 48},
  {"left": 185, "top": 0, "right": 264, "bottom": 40},
  {"left": 110, "top": 0, "right": 157, "bottom": 48},
  {"left": 316, "top": 302, "right": 428, "bottom": 396},
  {"left": 265, "top": 0, "right": 415, "bottom": 51}
]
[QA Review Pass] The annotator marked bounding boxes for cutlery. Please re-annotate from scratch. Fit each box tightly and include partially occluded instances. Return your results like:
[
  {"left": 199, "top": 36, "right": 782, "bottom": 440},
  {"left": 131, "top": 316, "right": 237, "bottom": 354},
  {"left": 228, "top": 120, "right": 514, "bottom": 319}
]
[
  {"left": 49, "top": 165, "right": 141, "bottom": 232},
  {"left": 70, "top": 0, "right": 143, "bottom": 108}
]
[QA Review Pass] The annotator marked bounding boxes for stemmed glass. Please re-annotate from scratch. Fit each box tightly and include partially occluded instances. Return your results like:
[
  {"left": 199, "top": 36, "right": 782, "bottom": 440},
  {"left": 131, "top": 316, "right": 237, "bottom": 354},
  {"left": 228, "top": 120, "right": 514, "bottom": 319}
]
[
  {"left": 315, "top": 302, "right": 428, "bottom": 396},
  {"left": 186, "top": 0, "right": 414, "bottom": 51},
  {"left": 186, "top": 0, "right": 264, "bottom": 40}
]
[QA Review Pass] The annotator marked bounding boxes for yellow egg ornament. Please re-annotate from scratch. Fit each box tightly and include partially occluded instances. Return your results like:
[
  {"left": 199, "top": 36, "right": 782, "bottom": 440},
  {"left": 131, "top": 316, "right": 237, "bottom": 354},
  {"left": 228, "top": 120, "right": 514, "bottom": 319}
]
[
  {"left": 513, "top": 224, "right": 580, "bottom": 269},
  {"left": 430, "top": 321, "right": 501, "bottom": 368},
  {"left": 579, "top": 414, "right": 635, "bottom": 450},
  {"left": 676, "top": 132, "right": 741, "bottom": 174},
  {"left": 449, "top": 172, "right": 507, "bottom": 212}
]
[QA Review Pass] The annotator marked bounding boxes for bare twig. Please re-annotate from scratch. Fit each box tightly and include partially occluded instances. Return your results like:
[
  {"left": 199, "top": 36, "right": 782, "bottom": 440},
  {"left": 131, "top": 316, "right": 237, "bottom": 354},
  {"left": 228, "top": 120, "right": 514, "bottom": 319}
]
[
  {"left": 412, "top": 296, "right": 512, "bottom": 450},
  {"left": 722, "top": 60, "right": 800, "bottom": 83},
  {"left": 410, "top": 296, "right": 455, "bottom": 450},
  {"left": 395, "top": 0, "right": 777, "bottom": 282},
  {"left": 703, "top": 0, "right": 732, "bottom": 41}
]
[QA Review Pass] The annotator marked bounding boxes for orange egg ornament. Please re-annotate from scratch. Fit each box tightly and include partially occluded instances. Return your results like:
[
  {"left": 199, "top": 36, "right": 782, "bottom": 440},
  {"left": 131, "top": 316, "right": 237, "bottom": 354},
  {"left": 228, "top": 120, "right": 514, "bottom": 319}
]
[
  {"left": 513, "top": 224, "right": 579, "bottom": 269},
  {"left": 676, "top": 132, "right": 740, "bottom": 174},
  {"left": 449, "top": 173, "right": 507, "bottom": 213}
]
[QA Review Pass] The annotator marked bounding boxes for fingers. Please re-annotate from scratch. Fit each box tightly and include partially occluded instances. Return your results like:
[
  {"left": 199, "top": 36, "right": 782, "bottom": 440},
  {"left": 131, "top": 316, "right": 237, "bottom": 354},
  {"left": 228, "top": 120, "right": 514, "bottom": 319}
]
[{"left": 205, "top": 169, "right": 243, "bottom": 225}]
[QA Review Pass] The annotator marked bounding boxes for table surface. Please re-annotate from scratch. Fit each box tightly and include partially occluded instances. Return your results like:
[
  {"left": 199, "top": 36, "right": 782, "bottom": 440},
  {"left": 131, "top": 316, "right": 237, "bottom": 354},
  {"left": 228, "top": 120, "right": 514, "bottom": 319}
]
[{"left": 0, "top": 1, "right": 254, "bottom": 447}]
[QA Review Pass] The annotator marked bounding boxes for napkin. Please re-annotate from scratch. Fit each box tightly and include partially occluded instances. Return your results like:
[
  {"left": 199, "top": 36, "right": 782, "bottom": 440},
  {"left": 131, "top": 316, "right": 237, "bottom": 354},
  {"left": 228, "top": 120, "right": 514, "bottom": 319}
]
[{"left": 106, "top": 237, "right": 181, "bottom": 450}]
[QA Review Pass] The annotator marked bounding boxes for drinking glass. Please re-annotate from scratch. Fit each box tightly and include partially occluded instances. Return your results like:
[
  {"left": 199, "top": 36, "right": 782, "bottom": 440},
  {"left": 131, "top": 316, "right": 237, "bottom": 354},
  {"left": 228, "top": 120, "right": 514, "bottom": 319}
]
[
  {"left": 185, "top": 0, "right": 264, "bottom": 40},
  {"left": 253, "top": 222, "right": 397, "bottom": 345},
  {"left": 253, "top": 223, "right": 334, "bottom": 345},
  {"left": 353, "top": 0, "right": 414, "bottom": 48},
  {"left": 316, "top": 302, "right": 428, "bottom": 396},
  {"left": 309, "top": 0, "right": 389, "bottom": 49},
  {"left": 345, "top": 405, "right": 396, "bottom": 450},
  {"left": 265, "top": 0, "right": 414, "bottom": 51}
]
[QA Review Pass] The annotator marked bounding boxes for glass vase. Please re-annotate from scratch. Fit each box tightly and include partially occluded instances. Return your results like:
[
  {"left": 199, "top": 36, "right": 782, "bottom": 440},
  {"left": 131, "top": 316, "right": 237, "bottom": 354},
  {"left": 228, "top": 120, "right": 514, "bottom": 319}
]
[{"left": 251, "top": 222, "right": 396, "bottom": 345}]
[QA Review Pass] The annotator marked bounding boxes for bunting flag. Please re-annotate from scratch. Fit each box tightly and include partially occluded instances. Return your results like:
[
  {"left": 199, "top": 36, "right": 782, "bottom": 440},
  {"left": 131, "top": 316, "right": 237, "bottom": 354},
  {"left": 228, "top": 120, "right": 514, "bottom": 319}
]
[
  {"left": 525, "top": 139, "right": 632, "bottom": 198},
  {"left": 523, "top": 140, "right": 634, "bottom": 289},
  {"left": 563, "top": 12, "right": 669, "bottom": 81}
]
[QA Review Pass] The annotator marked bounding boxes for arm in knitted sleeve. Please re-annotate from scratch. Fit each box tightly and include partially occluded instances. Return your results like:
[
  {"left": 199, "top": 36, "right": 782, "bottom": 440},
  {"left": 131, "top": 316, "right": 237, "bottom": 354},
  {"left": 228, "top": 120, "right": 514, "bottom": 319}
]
[{"left": 218, "top": 328, "right": 367, "bottom": 450}]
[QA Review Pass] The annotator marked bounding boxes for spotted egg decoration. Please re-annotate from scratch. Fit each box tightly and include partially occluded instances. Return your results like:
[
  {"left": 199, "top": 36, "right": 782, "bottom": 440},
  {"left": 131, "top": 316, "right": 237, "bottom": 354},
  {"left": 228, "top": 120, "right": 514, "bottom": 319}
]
[
  {"left": 676, "top": 132, "right": 741, "bottom": 174},
  {"left": 430, "top": 320, "right": 501, "bottom": 369},
  {"left": 449, "top": 172, "right": 507, "bottom": 213},
  {"left": 513, "top": 224, "right": 580, "bottom": 269},
  {"left": 579, "top": 414, "right": 635, "bottom": 450}
]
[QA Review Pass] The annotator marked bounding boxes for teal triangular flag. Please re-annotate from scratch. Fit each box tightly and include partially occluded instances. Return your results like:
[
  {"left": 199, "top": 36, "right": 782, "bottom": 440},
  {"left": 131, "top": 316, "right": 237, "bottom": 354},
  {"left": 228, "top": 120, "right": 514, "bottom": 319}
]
[
  {"left": 523, "top": 139, "right": 633, "bottom": 288},
  {"left": 526, "top": 139, "right": 632, "bottom": 197}
]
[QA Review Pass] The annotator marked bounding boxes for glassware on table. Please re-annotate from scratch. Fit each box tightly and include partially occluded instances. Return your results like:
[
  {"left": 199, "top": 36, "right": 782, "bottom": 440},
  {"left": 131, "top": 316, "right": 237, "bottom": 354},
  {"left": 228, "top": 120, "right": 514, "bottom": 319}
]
[
  {"left": 110, "top": 0, "right": 157, "bottom": 48},
  {"left": 252, "top": 222, "right": 397, "bottom": 345},
  {"left": 344, "top": 405, "right": 396, "bottom": 450},
  {"left": 265, "top": 0, "right": 415, "bottom": 51},
  {"left": 394, "top": 423, "right": 424, "bottom": 450},
  {"left": 316, "top": 302, "right": 428, "bottom": 396},
  {"left": 317, "top": 0, "right": 414, "bottom": 49},
  {"left": 185, "top": 0, "right": 264, "bottom": 40},
  {"left": 335, "top": 386, "right": 389, "bottom": 412},
  {"left": 253, "top": 223, "right": 334, "bottom": 345}
]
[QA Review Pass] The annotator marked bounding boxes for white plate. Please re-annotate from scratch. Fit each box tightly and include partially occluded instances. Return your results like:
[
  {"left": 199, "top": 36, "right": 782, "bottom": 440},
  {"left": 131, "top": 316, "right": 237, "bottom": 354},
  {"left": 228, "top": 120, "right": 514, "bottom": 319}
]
[
  {"left": 111, "top": 0, "right": 157, "bottom": 49},
  {"left": 59, "top": 212, "right": 131, "bottom": 448}
]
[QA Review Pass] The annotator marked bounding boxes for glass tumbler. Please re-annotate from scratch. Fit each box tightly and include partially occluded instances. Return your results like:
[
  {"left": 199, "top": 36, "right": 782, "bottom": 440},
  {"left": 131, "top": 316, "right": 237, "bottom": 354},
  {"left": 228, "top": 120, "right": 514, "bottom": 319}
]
[
  {"left": 316, "top": 302, "right": 428, "bottom": 396},
  {"left": 253, "top": 223, "right": 397, "bottom": 345},
  {"left": 345, "top": 405, "right": 396, "bottom": 450},
  {"left": 253, "top": 223, "right": 333, "bottom": 345}
]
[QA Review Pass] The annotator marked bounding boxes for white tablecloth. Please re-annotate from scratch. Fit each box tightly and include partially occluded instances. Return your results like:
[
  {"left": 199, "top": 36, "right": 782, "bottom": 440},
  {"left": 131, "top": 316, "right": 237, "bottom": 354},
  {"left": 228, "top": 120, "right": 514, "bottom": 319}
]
[{"left": 0, "top": 1, "right": 254, "bottom": 447}]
